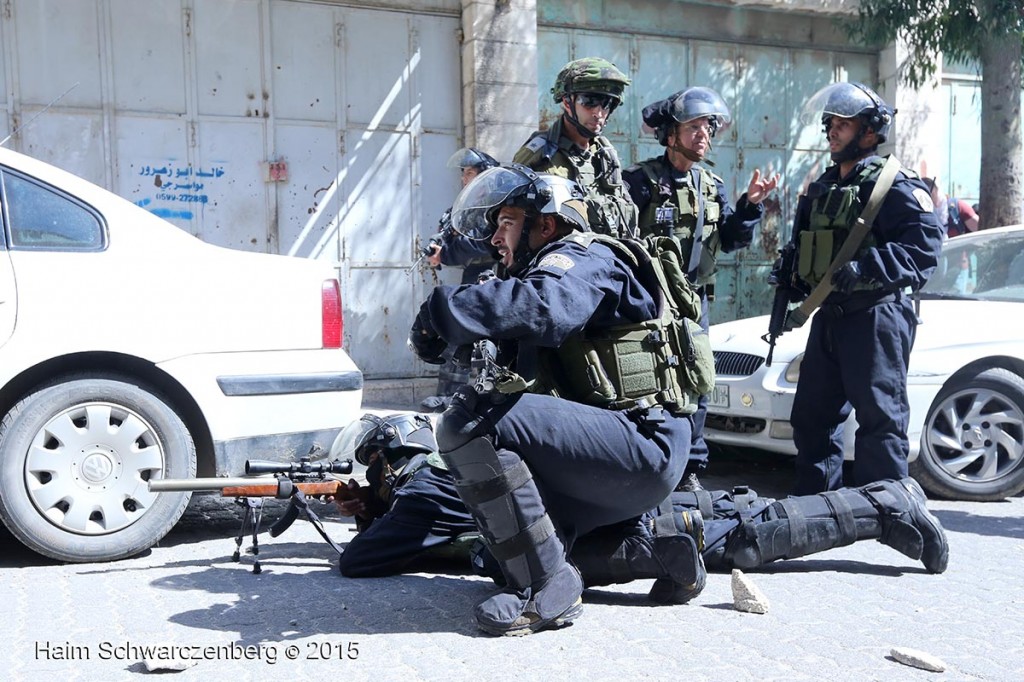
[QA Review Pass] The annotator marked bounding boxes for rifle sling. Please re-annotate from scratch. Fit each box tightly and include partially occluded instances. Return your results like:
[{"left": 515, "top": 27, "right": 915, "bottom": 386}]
[
  {"left": 787, "top": 155, "right": 901, "bottom": 328},
  {"left": 686, "top": 168, "right": 705, "bottom": 281}
]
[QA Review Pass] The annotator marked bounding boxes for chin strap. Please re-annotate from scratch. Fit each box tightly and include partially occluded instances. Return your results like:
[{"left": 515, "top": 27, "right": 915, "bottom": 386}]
[
  {"left": 564, "top": 100, "right": 599, "bottom": 140},
  {"left": 668, "top": 142, "right": 705, "bottom": 163},
  {"left": 507, "top": 214, "right": 539, "bottom": 275}
]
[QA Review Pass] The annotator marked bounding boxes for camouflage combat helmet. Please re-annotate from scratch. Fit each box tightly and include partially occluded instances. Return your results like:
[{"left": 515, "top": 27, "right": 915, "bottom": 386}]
[{"left": 551, "top": 57, "right": 631, "bottom": 104}]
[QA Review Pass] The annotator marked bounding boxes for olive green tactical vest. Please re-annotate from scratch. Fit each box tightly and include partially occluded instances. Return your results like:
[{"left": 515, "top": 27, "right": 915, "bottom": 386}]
[
  {"left": 514, "top": 119, "right": 639, "bottom": 239},
  {"left": 631, "top": 157, "right": 723, "bottom": 286},
  {"left": 530, "top": 233, "right": 714, "bottom": 416},
  {"left": 797, "top": 158, "right": 889, "bottom": 290}
]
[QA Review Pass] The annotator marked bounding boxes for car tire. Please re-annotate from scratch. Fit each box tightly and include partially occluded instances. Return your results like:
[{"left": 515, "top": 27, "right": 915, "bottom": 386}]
[
  {"left": 0, "top": 375, "right": 195, "bottom": 562},
  {"left": 911, "top": 367, "right": 1024, "bottom": 501}
]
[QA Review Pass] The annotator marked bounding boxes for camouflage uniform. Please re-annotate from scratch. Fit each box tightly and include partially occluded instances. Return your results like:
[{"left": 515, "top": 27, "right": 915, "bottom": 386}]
[{"left": 513, "top": 57, "right": 638, "bottom": 239}]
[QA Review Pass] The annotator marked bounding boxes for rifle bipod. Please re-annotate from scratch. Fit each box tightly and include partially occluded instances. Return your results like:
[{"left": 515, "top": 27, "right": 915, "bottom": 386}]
[
  {"left": 233, "top": 497, "right": 266, "bottom": 574},
  {"left": 231, "top": 489, "right": 346, "bottom": 574}
]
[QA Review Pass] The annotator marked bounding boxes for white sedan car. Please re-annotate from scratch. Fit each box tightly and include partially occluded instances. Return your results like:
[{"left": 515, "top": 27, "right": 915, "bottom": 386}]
[
  {"left": 706, "top": 225, "right": 1024, "bottom": 501},
  {"left": 0, "top": 147, "right": 363, "bottom": 562}
]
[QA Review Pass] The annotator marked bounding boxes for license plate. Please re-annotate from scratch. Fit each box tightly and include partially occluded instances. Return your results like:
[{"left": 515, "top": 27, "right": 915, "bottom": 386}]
[{"left": 708, "top": 384, "right": 729, "bottom": 408}]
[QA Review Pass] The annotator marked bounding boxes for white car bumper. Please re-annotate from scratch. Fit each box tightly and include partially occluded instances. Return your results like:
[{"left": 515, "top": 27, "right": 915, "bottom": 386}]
[{"left": 158, "top": 348, "right": 363, "bottom": 474}]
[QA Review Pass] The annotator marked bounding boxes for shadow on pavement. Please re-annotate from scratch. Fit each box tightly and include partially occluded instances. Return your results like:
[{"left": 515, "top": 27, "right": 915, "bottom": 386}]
[
  {"left": 931, "top": 508, "right": 1024, "bottom": 540},
  {"left": 148, "top": 566, "right": 497, "bottom": 638}
]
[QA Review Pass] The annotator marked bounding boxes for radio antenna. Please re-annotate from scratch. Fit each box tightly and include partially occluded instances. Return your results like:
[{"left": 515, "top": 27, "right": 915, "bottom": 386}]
[{"left": 1, "top": 82, "right": 80, "bottom": 147}]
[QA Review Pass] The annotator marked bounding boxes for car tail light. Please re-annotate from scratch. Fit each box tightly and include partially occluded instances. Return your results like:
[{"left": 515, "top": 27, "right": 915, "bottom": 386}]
[{"left": 322, "top": 279, "right": 343, "bottom": 348}]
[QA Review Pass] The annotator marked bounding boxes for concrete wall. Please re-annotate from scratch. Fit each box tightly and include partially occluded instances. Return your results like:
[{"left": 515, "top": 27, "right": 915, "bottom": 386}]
[{"left": 459, "top": 0, "right": 539, "bottom": 161}]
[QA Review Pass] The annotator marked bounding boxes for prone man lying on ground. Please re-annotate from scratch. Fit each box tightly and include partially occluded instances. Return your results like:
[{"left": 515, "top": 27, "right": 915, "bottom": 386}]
[{"left": 331, "top": 413, "right": 948, "bottom": 597}]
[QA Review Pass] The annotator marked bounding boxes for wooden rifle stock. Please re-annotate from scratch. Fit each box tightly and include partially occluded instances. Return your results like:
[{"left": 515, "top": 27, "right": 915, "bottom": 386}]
[{"left": 219, "top": 479, "right": 369, "bottom": 505}]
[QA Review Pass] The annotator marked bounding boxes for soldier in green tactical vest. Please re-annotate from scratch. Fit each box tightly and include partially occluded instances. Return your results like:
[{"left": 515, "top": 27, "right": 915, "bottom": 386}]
[
  {"left": 785, "top": 82, "right": 943, "bottom": 495},
  {"left": 513, "top": 57, "right": 638, "bottom": 239},
  {"left": 624, "top": 87, "right": 780, "bottom": 491}
]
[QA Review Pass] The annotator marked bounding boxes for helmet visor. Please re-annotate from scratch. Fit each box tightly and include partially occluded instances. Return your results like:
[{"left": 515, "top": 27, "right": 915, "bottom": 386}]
[
  {"left": 447, "top": 148, "right": 495, "bottom": 170},
  {"left": 799, "top": 82, "right": 876, "bottom": 126},
  {"left": 330, "top": 414, "right": 384, "bottom": 465},
  {"left": 450, "top": 166, "right": 532, "bottom": 240},
  {"left": 670, "top": 87, "right": 732, "bottom": 128}
]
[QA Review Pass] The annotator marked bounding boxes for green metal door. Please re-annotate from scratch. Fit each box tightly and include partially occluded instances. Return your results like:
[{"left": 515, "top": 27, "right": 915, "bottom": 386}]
[{"left": 537, "top": 18, "right": 875, "bottom": 324}]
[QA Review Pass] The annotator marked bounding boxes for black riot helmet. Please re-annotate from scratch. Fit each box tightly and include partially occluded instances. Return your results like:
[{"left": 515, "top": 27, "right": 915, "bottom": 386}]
[
  {"left": 800, "top": 82, "right": 895, "bottom": 144},
  {"left": 330, "top": 412, "right": 435, "bottom": 469},
  {"left": 450, "top": 164, "right": 590, "bottom": 274},
  {"left": 643, "top": 87, "right": 732, "bottom": 146},
  {"left": 447, "top": 148, "right": 499, "bottom": 173}
]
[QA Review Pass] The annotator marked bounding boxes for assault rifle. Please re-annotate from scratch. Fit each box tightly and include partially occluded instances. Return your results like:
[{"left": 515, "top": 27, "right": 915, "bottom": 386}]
[
  {"left": 149, "top": 453, "right": 359, "bottom": 573},
  {"left": 452, "top": 338, "right": 527, "bottom": 399},
  {"left": 763, "top": 242, "right": 800, "bottom": 367},
  {"left": 408, "top": 210, "right": 452, "bottom": 273}
]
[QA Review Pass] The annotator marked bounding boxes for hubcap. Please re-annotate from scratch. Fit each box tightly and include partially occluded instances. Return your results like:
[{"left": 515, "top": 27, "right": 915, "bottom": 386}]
[
  {"left": 924, "top": 386, "right": 1024, "bottom": 486},
  {"left": 25, "top": 402, "right": 166, "bottom": 535}
]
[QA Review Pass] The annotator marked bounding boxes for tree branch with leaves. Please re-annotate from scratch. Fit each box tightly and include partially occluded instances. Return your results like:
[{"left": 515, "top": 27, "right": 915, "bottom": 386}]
[{"left": 847, "top": 0, "right": 1024, "bottom": 228}]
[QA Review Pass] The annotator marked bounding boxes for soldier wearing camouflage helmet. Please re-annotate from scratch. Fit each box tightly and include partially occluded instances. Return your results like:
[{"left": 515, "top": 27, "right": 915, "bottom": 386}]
[
  {"left": 513, "top": 57, "right": 638, "bottom": 239},
  {"left": 624, "top": 86, "right": 780, "bottom": 490}
]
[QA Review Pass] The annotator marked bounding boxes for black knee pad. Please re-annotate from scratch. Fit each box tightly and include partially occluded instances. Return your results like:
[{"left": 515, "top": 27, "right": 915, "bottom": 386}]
[{"left": 435, "top": 397, "right": 482, "bottom": 452}]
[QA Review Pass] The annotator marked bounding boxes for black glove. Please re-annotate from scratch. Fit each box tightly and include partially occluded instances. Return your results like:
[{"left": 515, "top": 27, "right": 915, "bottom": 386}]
[
  {"left": 408, "top": 303, "right": 446, "bottom": 364},
  {"left": 831, "top": 261, "right": 863, "bottom": 294}
]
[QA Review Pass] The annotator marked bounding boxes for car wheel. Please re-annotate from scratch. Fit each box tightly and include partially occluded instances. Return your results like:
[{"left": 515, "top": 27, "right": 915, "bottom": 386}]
[
  {"left": 911, "top": 367, "right": 1024, "bottom": 501},
  {"left": 0, "top": 375, "right": 195, "bottom": 562}
]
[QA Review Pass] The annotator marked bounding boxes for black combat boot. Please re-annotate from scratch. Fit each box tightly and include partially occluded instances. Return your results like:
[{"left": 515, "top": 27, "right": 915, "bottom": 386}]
[
  {"left": 723, "top": 477, "right": 948, "bottom": 573},
  {"left": 571, "top": 510, "right": 706, "bottom": 605},
  {"left": 868, "top": 477, "right": 949, "bottom": 573}
]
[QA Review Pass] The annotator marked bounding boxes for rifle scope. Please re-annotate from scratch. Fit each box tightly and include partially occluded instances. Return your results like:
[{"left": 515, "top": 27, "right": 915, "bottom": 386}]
[{"left": 245, "top": 458, "right": 353, "bottom": 476}]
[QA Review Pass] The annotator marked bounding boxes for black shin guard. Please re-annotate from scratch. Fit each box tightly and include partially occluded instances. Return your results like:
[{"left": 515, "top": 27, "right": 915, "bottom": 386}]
[
  {"left": 437, "top": 408, "right": 582, "bottom": 635},
  {"left": 724, "top": 488, "right": 879, "bottom": 568}
]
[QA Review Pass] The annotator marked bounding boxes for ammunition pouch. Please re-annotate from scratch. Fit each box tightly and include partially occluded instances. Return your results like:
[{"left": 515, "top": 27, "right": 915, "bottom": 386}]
[
  {"left": 796, "top": 159, "right": 887, "bottom": 289},
  {"left": 538, "top": 233, "right": 715, "bottom": 414},
  {"left": 635, "top": 159, "right": 723, "bottom": 285}
]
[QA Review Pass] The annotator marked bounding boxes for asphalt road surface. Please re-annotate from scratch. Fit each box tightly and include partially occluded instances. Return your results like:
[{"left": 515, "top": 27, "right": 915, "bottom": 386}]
[{"left": 1, "top": 446, "right": 1022, "bottom": 681}]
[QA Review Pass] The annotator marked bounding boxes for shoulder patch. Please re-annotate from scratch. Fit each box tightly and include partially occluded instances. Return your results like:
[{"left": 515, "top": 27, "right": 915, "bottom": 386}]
[
  {"left": 912, "top": 187, "right": 934, "bottom": 213},
  {"left": 525, "top": 136, "right": 546, "bottom": 153},
  {"left": 536, "top": 253, "right": 576, "bottom": 273}
]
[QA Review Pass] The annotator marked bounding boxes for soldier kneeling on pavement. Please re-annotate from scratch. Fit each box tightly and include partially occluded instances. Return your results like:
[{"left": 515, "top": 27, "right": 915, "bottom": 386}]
[
  {"left": 332, "top": 413, "right": 949, "bottom": 619},
  {"left": 403, "top": 165, "right": 708, "bottom": 635},
  {"left": 395, "top": 165, "right": 948, "bottom": 636}
]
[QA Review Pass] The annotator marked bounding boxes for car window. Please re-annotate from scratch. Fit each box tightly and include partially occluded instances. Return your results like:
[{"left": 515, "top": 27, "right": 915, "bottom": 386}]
[
  {"left": 923, "top": 231, "right": 1024, "bottom": 301},
  {"left": 2, "top": 170, "right": 105, "bottom": 250}
]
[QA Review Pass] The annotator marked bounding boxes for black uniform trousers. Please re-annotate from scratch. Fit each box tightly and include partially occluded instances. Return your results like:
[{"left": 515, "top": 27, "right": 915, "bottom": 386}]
[
  {"left": 445, "top": 391, "right": 691, "bottom": 546},
  {"left": 791, "top": 294, "right": 917, "bottom": 494},
  {"left": 337, "top": 465, "right": 476, "bottom": 578},
  {"left": 685, "top": 291, "right": 712, "bottom": 475}
]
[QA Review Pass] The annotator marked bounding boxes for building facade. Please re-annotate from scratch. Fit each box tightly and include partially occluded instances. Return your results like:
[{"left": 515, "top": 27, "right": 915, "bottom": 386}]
[{"left": 0, "top": 0, "right": 956, "bottom": 379}]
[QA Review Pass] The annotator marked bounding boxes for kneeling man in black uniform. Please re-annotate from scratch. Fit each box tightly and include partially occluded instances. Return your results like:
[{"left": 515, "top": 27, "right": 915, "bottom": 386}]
[{"left": 407, "top": 165, "right": 706, "bottom": 635}]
